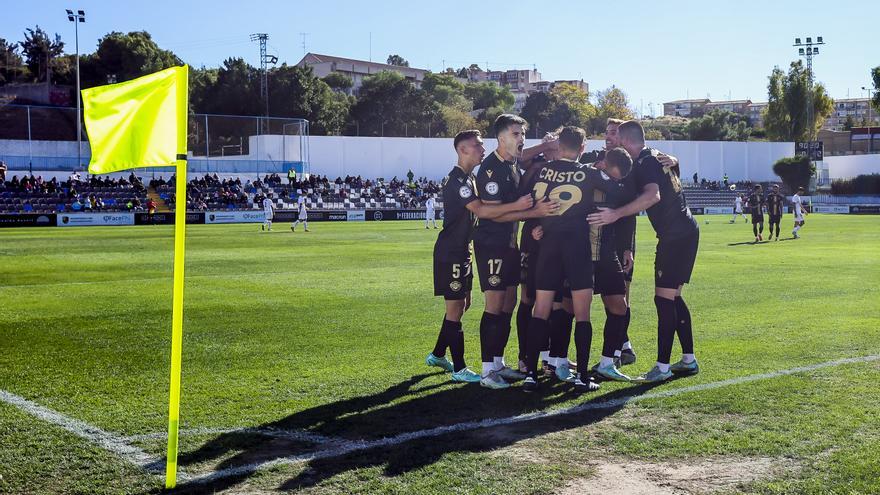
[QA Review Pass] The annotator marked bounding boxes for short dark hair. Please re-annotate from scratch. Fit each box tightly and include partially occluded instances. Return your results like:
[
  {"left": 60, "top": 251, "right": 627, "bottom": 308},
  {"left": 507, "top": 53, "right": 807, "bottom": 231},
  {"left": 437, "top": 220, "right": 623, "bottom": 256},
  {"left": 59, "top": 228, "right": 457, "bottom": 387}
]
[
  {"left": 493, "top": 114, "right": 528, "bottom": 137},
  {"left": 453, "top": 129, "right": 482, "bottom": 151},
  {"left": 755, "top": 184, "right": 762, "bottom": 190},
  {"left": 617, "top": 120, "right": 645, "bottom": 145},
  {"left": 557, "top": 126, "right": 586, "bottom": 152},
  {"left": 606, "top": 118, "right": 625, "bottom": 127},
  {"left": 604, "top": 147, "right": 633, "bottom": 177}
]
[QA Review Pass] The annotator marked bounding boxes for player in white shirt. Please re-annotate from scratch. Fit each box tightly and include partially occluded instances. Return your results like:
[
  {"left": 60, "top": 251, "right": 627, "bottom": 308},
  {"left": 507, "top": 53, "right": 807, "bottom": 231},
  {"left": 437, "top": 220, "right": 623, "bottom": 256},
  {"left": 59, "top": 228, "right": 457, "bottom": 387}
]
[
  {"left": 425, "top": 195, "right": 438, "bottom": 229},
  {"left": 261, "top": 194, "right": 275, "bottom": 231},
  {"left": 291, "top": 196, "right": 310, "bottom": 232},
  {"left": 730, "top": 194, "right": 745, "bottom": 223},
  {"left": 261, "top": 195, "right": 275, "bottom": 231},
  {"left": 791, "top": 187, "right": 808, "bottom": 238}
]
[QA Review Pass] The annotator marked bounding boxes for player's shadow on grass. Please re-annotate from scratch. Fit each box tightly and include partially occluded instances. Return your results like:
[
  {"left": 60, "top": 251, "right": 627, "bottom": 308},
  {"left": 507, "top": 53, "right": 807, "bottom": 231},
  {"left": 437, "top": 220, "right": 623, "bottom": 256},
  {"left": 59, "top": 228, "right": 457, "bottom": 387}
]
[
  {"left": 728, "top": 237, "right": 797, "bottom": 246},
  {"left": 172, "top": 373, "right": 666, "bottom": 493},
  {"left": 727, "top": 240, "right": 769, "bottom": 246}
]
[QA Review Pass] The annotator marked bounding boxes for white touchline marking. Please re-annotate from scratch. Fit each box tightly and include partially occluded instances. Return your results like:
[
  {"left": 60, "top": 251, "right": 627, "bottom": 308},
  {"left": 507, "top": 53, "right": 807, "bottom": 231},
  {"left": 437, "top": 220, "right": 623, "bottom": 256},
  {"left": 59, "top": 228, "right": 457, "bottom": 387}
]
[
  {"left": 124, "top": 426, "right": 343, "bottom": 446},
  {"left": 4, "top": 354, "right": 878, "bottom": 486},
  {"left": 0, "top": 390, "right": 190, "bottom": 481},
  {"left": 184, "top": 354, "right": 880, "bottom": 485},
  {"left": 0, "top": 390, "right": 157, "bottom": 468}
]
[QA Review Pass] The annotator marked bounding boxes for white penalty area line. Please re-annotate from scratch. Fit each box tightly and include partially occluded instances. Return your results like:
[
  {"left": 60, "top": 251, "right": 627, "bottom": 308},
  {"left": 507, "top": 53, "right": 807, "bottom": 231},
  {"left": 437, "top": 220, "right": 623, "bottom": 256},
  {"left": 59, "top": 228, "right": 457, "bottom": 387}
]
[
  {"left": 3, "top": 354, "right": 878, "bottom": 486},
  {"left": 182, "top": 353, "right": 880, "bottom": 485}
]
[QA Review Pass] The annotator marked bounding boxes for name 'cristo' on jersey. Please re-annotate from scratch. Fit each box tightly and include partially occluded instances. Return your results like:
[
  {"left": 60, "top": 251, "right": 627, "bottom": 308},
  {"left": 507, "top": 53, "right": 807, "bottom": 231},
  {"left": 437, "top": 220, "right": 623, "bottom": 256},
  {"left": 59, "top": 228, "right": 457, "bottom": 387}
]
[{"left": 532, "top": 159, "right": 602, "bottom": 235}]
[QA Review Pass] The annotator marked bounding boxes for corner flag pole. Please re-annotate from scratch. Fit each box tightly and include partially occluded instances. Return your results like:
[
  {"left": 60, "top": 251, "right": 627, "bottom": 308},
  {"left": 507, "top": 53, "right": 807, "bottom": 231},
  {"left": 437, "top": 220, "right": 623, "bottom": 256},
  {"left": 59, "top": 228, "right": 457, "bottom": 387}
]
[
  {"left": 165, "top": 63, "right": 190, "bottom": 488},
  {"left": 165, "top": 157, "right": 187, "bottom": 489},
  {"left": 79, "top": 64, "right": 190, "bottom": 489}
]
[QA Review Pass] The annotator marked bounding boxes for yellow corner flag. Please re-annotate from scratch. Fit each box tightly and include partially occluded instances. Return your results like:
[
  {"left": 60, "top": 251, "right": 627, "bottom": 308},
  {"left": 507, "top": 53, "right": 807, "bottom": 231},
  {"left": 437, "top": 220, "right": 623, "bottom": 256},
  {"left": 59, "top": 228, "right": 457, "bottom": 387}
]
[
  {"left": 82, "top": 65, "right": 189, "bottom": 489},
  {"left": 82, "top": 65, "right": 188, "bottom": 173}
]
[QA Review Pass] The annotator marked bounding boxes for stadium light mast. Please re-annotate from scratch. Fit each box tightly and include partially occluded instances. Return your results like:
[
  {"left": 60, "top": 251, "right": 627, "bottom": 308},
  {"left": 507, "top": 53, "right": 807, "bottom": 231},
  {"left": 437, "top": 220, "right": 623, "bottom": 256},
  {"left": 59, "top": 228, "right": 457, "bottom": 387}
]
[
  {"left": 793, "top": 36, "right": 825, "bottom": 139},
  {"left": 250, "top": 33, "right": 277, "bottom": 134},
  {"left": 66, "top": 9, "right": 85, "bottom": 169}
]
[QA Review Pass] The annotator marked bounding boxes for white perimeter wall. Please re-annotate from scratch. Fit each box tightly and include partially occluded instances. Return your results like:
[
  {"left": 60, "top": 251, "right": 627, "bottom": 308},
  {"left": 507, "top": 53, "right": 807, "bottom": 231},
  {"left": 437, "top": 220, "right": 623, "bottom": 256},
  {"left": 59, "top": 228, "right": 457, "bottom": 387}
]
[{"left": 302, "top": 137, "right": 793, "bottom": 182}]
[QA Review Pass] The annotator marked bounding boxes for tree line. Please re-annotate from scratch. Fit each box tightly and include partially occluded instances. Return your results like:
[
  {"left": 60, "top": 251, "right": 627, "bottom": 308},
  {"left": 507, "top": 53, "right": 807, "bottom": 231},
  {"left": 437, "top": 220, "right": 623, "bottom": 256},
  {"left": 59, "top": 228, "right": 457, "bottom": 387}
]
[{"left": 2, "top": 27, "right": 878, "bottom": 141}]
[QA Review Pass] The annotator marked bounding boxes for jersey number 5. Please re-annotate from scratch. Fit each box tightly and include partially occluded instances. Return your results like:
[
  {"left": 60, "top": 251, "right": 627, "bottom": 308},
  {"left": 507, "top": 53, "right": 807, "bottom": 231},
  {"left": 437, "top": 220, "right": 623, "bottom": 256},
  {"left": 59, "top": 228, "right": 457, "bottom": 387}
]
[{"left": 532, "top": 183, "right": 583, "bottom": 215}]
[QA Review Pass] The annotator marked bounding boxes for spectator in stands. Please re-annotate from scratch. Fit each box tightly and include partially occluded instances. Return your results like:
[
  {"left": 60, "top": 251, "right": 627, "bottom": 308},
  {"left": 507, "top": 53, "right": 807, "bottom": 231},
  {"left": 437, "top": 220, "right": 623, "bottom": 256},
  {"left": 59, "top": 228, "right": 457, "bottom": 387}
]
[
  {"left": 147, "top": 198, "right": 158, "bottom": 224},
  {"left": 72, "top": 198, "right": 83, "bottom": 211},
  {"left": 84, "top": 196, "right": 93, "bottom": 211},
  {"left": 723, "top": 173, "right": 729, "bottom": 187},
  {"left": 126, "top": 200, "right": 133, "bottom": 210},
  {"left": 0, "top": 161, "right": 7, "bottom": 182},
  {"left": 693, "top": 172, "right": 698, "bottom": 184},
  {"left": 95, "top": 196, "right": 105, "bottom": 210}
]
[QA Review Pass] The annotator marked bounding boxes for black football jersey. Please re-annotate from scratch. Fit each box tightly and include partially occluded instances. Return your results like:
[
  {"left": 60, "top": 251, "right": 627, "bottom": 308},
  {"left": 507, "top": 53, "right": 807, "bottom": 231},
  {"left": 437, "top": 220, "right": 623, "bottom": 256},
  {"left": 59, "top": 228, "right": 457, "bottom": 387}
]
[
  {"left": 473, "top": 151, "right": 521, "bottom": 247},
  {"left": 531, "top": 159, "right": 602, "bottom": 235},
  {"left": 434, "top": 166, "right": 478, "bottom": 261},
  {"left": 766, "top": 192, "right": 785, "bottom": 216},
  {"left": 747, "top": 192, "right": 765, "bottom": 213},
  {"left": 633, "top": 148, "right": 698, "bottom": 240}
]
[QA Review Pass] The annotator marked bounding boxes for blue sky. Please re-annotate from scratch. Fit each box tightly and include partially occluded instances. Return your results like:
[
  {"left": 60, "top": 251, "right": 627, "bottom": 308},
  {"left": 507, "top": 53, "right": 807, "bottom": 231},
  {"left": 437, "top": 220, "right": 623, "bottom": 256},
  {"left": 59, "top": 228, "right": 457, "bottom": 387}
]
[{"left": 3, "top": 0, "right": 876, "bottom": 115}]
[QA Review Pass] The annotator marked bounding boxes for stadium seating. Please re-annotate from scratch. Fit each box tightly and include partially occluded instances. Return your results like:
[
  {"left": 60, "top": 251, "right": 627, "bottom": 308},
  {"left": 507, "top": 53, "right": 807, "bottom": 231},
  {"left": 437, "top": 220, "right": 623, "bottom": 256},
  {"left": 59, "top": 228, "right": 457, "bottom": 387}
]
[
  {"left": 0, "top": 173, "right": 785, "bottom": 214},
  {"left": 0, "top": 179, "right": 148, "bottom": 213}
]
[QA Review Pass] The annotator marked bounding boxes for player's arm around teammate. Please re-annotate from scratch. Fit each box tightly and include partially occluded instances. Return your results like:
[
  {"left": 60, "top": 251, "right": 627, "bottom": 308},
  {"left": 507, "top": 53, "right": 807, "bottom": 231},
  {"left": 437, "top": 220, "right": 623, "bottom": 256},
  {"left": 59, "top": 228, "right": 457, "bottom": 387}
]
[
  {"left": 588, "top": 121, "right": 700, "bottom": 383},
  {"left": 427, "top": 130, "right": 545, "bottom": 383}
]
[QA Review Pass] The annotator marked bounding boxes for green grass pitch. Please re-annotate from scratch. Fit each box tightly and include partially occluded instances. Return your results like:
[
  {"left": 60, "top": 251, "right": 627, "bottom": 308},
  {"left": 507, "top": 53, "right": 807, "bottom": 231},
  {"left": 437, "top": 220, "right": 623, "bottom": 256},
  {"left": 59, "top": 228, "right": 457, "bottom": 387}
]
[{"left": 1, "top": 214, "right": 879, "bottom": 494}]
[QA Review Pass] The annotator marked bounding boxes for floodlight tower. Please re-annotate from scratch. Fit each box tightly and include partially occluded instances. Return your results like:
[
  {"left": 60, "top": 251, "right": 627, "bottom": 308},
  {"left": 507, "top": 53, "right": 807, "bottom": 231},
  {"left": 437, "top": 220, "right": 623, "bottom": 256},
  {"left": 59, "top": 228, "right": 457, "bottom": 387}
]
[
  {"left": 793, "top": 36, "right": 825, "bottom": 139},
  {"left": 66, "top": 9, "right": 85, "bottom": 168}
]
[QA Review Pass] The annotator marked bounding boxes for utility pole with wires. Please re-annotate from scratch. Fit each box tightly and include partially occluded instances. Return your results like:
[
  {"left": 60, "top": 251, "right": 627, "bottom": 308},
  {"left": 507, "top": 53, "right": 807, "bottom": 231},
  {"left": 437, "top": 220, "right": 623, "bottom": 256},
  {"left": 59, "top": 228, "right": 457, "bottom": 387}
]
[
  {"left": 299, "top": 32, "right": 309, "bottom": 55},
  {"left": 250, "top": 33, "right": 277, "bottom": 133}
]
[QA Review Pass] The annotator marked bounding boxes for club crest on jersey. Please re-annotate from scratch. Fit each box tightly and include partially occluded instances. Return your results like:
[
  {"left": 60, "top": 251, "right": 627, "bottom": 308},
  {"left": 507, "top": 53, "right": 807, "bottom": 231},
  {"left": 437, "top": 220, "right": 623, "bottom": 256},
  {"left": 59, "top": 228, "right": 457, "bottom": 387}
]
[
  {"left": 486, "top": 169, "right": 494, "bottom": 178},
  {"left": 449, "top": 281, "right": 463, "bottom": 292},
  {"left": 485, "top": 182, "right": 499, "bottom": 195},
  {"left": 459, "top": 186, "right": 473, "bottom": 199},
  {"left": 488, "top": 275, "right": 501, "bottom": 287}
]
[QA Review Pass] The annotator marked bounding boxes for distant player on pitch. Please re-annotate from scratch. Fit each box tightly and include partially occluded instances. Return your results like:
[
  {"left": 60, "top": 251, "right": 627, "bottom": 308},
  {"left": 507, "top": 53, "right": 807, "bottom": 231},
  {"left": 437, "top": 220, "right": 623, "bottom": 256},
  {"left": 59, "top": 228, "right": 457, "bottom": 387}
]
[
  {"left": 730, "top": 193, "right": 745, "bottom": 223},
  {"left": 766, "top": 184, "right": 785, "bottom": 241},
  {"left": 261, "top": 194, "right": 275, "bottom": 231},
  {"left": 792, "top": 187, "right": 808, "bottom": 238},
  {"left": 291, "top": 196, "right": 309, "bottom": 232},
  {"left": 747, "top": 185, "right": 766, "bottom": 242},
  {"left": 425, "top": 194, "right": 438, "bottom": 229}
]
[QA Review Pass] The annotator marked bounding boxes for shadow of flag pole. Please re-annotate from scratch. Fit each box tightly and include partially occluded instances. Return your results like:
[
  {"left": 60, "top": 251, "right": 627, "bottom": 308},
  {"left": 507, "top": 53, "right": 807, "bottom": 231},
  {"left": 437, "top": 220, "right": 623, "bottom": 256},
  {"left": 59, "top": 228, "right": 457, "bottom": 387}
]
[{"left": 79, "top": 64, "right": 190, "bottom": 489}]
